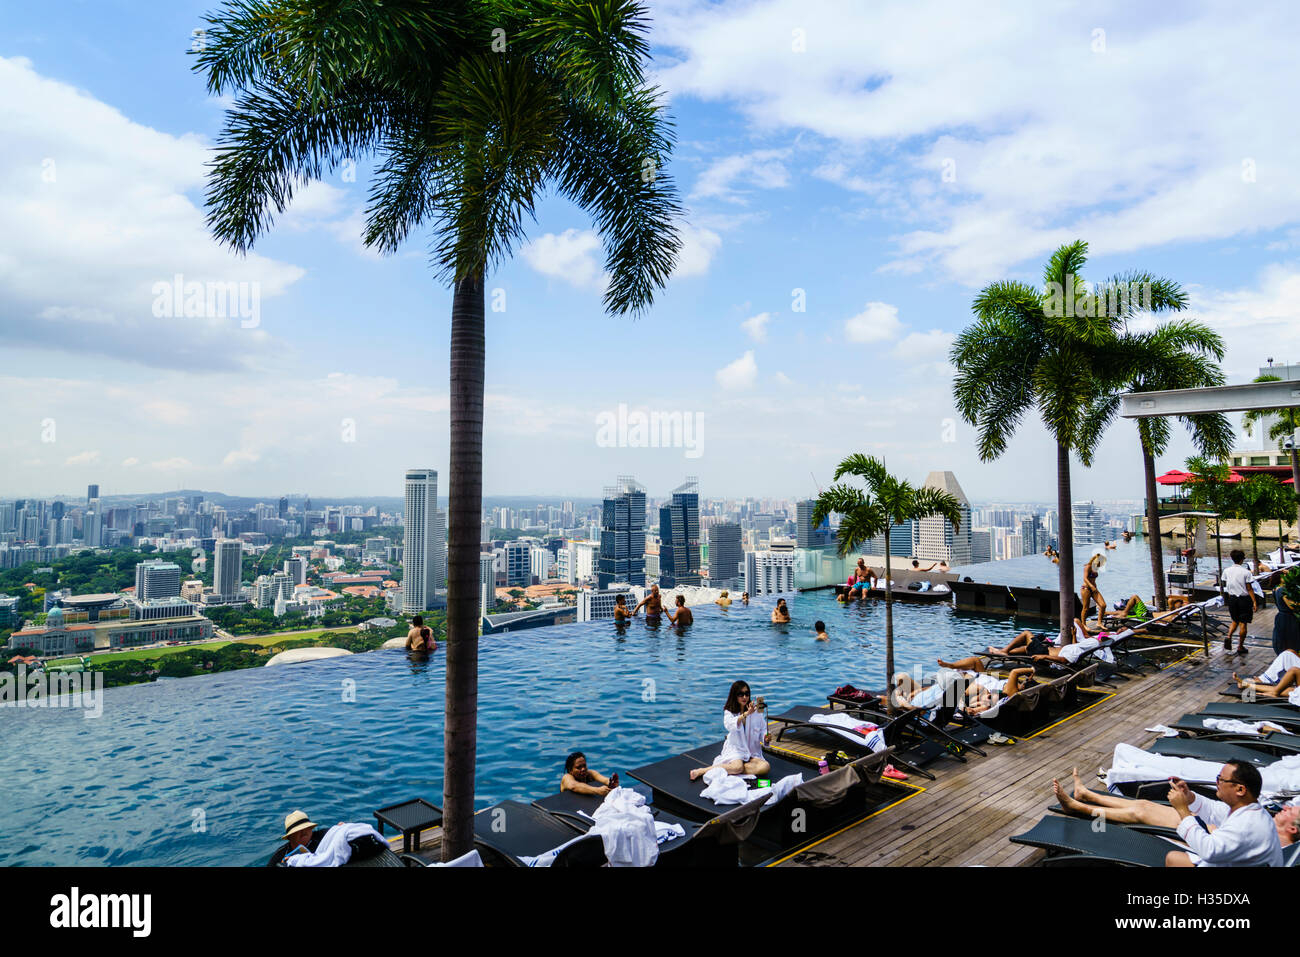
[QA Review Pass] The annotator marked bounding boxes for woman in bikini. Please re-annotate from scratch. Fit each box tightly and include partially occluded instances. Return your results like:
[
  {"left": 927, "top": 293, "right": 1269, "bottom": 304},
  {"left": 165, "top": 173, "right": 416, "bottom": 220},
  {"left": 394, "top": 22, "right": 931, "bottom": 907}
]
[{"left": 1079, "top": 553, "right": 1106, "bottom": 631}]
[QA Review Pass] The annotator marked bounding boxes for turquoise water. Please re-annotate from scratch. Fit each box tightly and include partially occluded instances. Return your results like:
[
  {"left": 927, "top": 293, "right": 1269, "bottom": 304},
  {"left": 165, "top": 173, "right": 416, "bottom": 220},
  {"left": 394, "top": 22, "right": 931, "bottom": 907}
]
[{"left": 2, "top": 593, "right": 1038, "bottom": 866}]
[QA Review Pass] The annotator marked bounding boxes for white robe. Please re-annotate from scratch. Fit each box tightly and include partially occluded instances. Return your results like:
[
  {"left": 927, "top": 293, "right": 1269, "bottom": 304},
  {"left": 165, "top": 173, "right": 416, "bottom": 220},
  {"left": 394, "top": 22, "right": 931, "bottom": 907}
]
[
  {"left": 716, "top": 709, "right": 766, "bottom": 765},
  {"left": 1176, "top": 794, "right": 1283, "bottom": 867}
]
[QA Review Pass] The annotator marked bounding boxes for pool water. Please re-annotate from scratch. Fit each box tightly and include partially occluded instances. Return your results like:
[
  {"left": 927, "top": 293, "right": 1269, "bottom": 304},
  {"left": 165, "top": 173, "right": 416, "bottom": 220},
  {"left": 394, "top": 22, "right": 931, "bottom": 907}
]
[{"left": 2, "top": 592, "right": 1053, "bottom": 866}]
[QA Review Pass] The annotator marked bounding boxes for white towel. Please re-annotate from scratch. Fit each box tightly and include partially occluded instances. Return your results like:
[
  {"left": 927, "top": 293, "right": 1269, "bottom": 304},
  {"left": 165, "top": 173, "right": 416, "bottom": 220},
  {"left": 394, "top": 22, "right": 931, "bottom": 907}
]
[
  {"left": 1145, "top": 724, "right": 1180, "bottom": 737},
  {"left": 280, "top": 823, "right": 389, "bottom": 868},
  {"left": 1202, "top": 717, "right": 1293, "bottom": 737},
  {"left": 580, "top": 787, "right": 662, "bottom": 866},
  {"left": 699, "top": 767, "right": 803, "bottom": 809},
  {"left": 518, "top": 831, "right": 596, "bottom": 868},
  {"left": 809, "top": 712, "right": 887, "bottom": 752},
  {"left": 428, "top": 849, "right": 483, "bottom": 867},
  {"left": 655, "top": 821, "right": 687, "bottom": 844}
]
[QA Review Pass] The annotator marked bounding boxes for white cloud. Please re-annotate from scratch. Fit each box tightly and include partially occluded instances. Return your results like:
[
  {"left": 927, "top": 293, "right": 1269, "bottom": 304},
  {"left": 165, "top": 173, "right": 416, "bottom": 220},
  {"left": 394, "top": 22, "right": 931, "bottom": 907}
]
[
  {"left": 0, "top": 56, "right": 306, "bottom": 369},
  {"left": 893, "top": 330, "right": 955, "bottom": 361},
  {"left": 715, "top": 351, "right": 758, "bottom": 390},
  {"left": 741, "top": 311, "right": 772, "bottom": 342},
  {"left": 656, "top": 2, "right": 1300, "bottom": 284},
  {"left": 843, "top": 302, "right": 902, "bottom": 344},
  {"left": 675, "top": 224, "right": 722, "bottom": 278},
  {"left": 773, "top": 371, "right": 793, "bottom": 386},
  {"left": 121, "top": 457, "right": 139, "bottom": 467},
  {"left": 64, "top": 450, "right": 100, "bottom": 466},
  {"left": 691, "top": 149, "right": 791, "bottom": 203},
  {"left": 223, "top": 449, "right": 261, "bottom": 467},
  {"left": 520, "top": 228, "right": 606, "bottom": 289},
  {"left": 150, "top": 457, "right": 193, "bottom": 471},
  {"left": 1190, "top": 263, "right": 1300, "bottom": 381}
]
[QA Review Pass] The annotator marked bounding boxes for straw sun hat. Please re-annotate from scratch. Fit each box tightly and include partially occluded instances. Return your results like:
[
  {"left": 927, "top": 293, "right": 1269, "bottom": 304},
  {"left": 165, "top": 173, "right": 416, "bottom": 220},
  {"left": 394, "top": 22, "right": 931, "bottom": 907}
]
[{"left": 282, "top": 810, "right": 317, "bottom": 840}]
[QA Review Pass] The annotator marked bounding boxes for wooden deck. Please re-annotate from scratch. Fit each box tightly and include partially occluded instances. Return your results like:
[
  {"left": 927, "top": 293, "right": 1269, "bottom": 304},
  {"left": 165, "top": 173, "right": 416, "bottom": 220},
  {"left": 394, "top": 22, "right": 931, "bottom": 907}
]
[{"left": 774, "top": 605, "right": 1281, "bottom": 867}]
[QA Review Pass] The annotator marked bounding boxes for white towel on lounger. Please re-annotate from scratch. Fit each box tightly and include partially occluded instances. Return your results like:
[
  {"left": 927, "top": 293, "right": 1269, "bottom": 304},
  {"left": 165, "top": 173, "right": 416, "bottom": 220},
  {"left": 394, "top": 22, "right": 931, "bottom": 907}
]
[
  {"left": 809, "top": 711, "right": 887, "bottom": 751},
  {"left": 1202, "top": 717, "right": 1293, "bottom": 736}
]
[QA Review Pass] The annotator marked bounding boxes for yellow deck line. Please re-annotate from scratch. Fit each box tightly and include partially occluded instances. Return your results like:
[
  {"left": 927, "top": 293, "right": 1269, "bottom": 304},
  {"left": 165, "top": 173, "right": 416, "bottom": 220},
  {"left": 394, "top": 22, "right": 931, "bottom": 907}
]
[{"left": 764, "top": 782, "right": 926, "bottom": 867}]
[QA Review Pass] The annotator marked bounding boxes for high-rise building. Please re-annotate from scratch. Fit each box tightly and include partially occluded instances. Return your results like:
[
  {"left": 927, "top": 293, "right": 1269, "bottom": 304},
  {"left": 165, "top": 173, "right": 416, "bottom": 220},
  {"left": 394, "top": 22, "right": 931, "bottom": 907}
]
[
  {"left": 504, "top": 541, "right": 531, "bottom": 587},
  {"left": 745, "top": 550, "right": 795, "bottom": 595},
  {"left": 214, "top": 539, "right": 243, "bottom": 600},
  {"left": 403, "top": 469, "right": 441, "bottom": 613},
  {"left": 869, "top": 521, "right": 913, "bottom": 558},
  {"left": 971, "top": 528, "right": 992, "bottom": 563},
  {"left": 278, "top": 496, "right": 289, "bottom": 519},
  {"left": 87, "top": 484, "right": 99, "bottom": 503},
  {"left": 83, "top": 508, "right": 102, "bottom": 548},
  {"left": 284, "top": 556, "right": 307, "bottom": 585},
  {"left": 707, "top": 523, "right": 743, "bottom": 585},
  {"left": 658, "top": 482, "right": 701, "bottom": 588},
  {"left": 480, "top": 553, "right": 497, "bottom": 617},
  {"left": 1019, "top": 515, "right": 1042, "bottom": 556},
  {"left": 134, "top": 559, "right": 182, "bottom": 600},
  {"left": 914, "top": 471, "right": 972, "bottom": 565},
  {"left": 598, "top": 478, "right": 646, "bottom": 588},
  {"left": 1071, "top": 501, "right": 1107, "bottom": 547},
  {"left": 795, "top": 500, "right": 831, "bottom": 549}
]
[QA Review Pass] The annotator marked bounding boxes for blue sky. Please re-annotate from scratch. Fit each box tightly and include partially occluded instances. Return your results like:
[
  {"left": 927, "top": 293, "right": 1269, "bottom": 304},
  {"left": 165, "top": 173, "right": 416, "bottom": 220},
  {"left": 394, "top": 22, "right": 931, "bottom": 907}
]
[{"left": 3, "top": 0, "right": 1299, "bottom": 502}]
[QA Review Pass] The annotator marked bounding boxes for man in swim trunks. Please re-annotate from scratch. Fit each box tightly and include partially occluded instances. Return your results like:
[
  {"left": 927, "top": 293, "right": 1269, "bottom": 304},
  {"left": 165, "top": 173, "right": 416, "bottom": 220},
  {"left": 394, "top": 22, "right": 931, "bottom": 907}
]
[
  {"left": 633, "top": 584, "right": 664, "bottom": 619},
  {"left": 667, "top": 594, "right": 693, "bottom": 626}
]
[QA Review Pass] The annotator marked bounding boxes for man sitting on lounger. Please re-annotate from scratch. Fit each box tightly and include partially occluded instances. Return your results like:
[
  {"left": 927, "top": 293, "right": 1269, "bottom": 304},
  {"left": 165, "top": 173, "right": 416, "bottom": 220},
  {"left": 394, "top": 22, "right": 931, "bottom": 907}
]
[
  {"left": 892, "top": 661, "right": 1035, "bottom": 716},
  {"left": 1164, "top": 761, "right": 1283, "bottom": 867},
  {"left": 561, "top": 752, "right": 618, "bottom": 796},
  {"left": 1111, "top": 594, "right": 1151, "bottom": 621},
  {"left": 268, "top": 810, "right": 327, "bottom": 866}
]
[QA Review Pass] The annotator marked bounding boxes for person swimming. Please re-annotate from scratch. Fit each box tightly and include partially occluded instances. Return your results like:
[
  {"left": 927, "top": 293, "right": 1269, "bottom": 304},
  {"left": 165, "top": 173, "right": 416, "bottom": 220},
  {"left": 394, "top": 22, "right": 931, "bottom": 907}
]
[
  {"left": 814, "top": 620, "right": 828, "bottom": 642},
  {"left": 613, "top": 594, "right": 631, "bottom": 622},
  {"left": 633, "top": 584, "right": 664, "bottom": 619},
  {"left": 771, "top": 598, "right": 791, "bottom": 623}
]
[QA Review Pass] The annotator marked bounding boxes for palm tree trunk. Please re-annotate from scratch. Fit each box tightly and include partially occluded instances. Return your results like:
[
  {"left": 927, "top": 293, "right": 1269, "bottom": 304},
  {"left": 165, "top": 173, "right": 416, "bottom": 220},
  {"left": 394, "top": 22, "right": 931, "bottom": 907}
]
[
  {"left": 1142, "top": 441, "right": 1167, "bottom": 611},
  {"left": 1056, "top": 441, "right": 1076, "bottom": 643},
  {"left": 883, "top": 546, "right": 894, "bottom": 715},
  {"left": 442, "top": 272, "right": 485, "bottom": 861},
  {"left": 1291, "top": 446, "right": 1300, "bottom": 535}
]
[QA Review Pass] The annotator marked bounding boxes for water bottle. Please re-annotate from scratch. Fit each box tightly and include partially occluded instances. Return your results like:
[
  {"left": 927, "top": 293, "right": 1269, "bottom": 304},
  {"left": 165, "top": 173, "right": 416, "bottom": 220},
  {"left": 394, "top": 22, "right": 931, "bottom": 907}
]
[{"left": 818, "top": 758, "right": 829, "bottom": 775}]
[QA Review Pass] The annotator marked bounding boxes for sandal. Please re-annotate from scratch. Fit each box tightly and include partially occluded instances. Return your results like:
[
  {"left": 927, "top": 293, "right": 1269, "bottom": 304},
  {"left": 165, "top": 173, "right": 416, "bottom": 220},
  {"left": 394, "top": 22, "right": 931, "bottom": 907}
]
[{"left": 881, "top": 764, "right": 909, "bottom": 781}]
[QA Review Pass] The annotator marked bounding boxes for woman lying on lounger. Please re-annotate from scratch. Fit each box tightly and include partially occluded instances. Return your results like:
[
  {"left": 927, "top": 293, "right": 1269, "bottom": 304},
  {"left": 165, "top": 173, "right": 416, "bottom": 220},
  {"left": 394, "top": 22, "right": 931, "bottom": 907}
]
[
  {"left": 689, "top": 681, "right": 771, "bottom": 781},
  {"left": 929, "top": 659, "right": 1036, "bottom": 715}
]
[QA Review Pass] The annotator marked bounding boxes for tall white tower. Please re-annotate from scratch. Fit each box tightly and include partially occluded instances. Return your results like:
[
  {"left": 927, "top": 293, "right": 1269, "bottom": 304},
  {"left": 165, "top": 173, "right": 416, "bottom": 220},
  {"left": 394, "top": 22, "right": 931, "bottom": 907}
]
[
  {"left": 214, "top": 539, "right": 243, "bottom": 600},
  {"left": 403, "top": 469, "right": 440, "bottom": 613}
]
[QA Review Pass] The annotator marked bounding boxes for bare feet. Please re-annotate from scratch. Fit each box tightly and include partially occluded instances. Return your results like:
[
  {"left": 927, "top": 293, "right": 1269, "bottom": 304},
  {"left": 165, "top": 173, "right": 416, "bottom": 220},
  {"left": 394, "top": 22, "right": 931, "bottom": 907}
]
[
  {"left": 937, "top": 658, "right": 957, "bottom": 669},
  {"left": 1053, "top": 778, "right": 1095, "bottom": 818},
  {"left": 689, "top": 767, "right": 708, "bottom": 781},
  {"left": 987, "top": 646, "right": 1002, "bottom": 655},
  {"left": 1232, "top": 672, "right": 1244, "bottom": 689},
  {"left": 1071, "top": 766, "right": 1087, "bottom": 801}
]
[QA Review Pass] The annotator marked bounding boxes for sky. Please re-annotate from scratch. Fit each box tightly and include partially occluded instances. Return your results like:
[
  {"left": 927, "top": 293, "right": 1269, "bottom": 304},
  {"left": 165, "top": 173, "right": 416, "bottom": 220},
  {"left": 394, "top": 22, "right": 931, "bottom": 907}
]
[{"left": 2, "top": 0, "right": 1299, "bottom": 504}]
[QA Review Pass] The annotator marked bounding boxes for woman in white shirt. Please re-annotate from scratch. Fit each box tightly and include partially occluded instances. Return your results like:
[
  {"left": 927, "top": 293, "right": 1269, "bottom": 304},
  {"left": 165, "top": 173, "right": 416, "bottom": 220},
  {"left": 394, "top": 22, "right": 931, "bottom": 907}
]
[{"left": 689, "top": 681, "right": 771, "bottom": 781}]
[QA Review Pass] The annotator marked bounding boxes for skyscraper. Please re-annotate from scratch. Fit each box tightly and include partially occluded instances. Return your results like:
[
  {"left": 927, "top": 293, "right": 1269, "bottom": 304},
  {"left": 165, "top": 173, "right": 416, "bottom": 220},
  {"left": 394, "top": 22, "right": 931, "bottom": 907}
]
[
  {"left": 795, "top": 500, "right": 831, "bottom": 548},
  {"left": 598, "top": 477, "right": 646, "bottom": 588},
  {"left": 87, "top": 484, "right": 99, "bottom": 503},
  {"left": 1020, "top": 515, "right": 1042, "bottom": 556},
  {"left": 658, "top": 481, "right": 701, "bottom": 588},
  {"left": 214, "top": 539, "right": 243, "bottom": 600},
  {"left": 914, "top": 471, "right": 972, "bottom": 566},
  {"left": 707, "top": 523, "right": 743, "bottom": 586},
  {"left": 403, "top": 469, "right": 441, "bottom": 613},
  {"left": 1072, "top": 501, "right": 1107, "bottom": 547}
]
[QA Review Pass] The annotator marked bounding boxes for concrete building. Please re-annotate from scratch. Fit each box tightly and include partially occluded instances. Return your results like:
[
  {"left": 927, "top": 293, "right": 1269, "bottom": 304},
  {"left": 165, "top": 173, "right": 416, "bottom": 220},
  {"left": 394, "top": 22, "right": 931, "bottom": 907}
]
[
  {"left": 598, "top": 479, "right": 646, "bottom": 588},
  {"left": 577, "top": 585, "right": 646, "bottom": 622},
  {"left": 914, "top": 471, "right": 973, "bottom": 566},
  {"left": 707, "top": 523, "right": 743, "bottom": 586},
  {"left": 1071, "top": 501, "right": 1108, "bottom": 547},
  {"left": 213, "top": 539, "right": 243, "bottom": 600},
  {"left": 745, "top": 550, "right": 796, "bottom": 596},
  {"left": 402, "top": 468, "right": 443, "bottom": 613},
  {"left": 134, "top": 559, "right": 182, "bottom": 601}
]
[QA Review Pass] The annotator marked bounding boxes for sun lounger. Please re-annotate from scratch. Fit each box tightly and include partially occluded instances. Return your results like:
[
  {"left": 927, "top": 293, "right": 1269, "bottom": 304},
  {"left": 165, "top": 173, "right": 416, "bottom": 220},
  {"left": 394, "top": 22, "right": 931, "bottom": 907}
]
[
  {"left": 1202, "top": 699, "right": 1300, "bottom": 719},
  {"left": 627, "top": 744, "right": 895, "bottom": 853},
  {"left": 531, "top": 785, "right": 753, "bottom": 867},
  {"left": 470, "top": 800, "right": 607, "bottom": 867},
  {"left": 767, "top": 704, "right": 942, "bottom": 779},
  {"left": 1010, "top": 814, "right": 1188, "bottom": 866},
  {"left": 1148, "top": 735, "right": 1288, "bottom": 766},
  {"left": 1165, "top": 712, "right": 1300, "bottom": 741},
  {"left": 1217, "top": 684, "right": 1295, "bottom": 704}
]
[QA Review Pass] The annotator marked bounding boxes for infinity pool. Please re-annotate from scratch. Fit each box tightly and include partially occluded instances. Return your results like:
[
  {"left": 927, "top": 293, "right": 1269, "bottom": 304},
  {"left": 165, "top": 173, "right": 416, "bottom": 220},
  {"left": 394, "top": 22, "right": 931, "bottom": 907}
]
[{"left": 2, "top": 592, "right": 1047, "bottom": 866}]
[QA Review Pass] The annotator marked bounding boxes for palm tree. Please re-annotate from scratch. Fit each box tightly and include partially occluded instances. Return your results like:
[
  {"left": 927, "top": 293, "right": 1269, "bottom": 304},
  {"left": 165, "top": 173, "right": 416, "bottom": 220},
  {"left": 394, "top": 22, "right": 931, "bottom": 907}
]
[
  {"left": 811, "top": 454, "right": 962, "bottom": 707},
  {"left": 1242, "top": 373, "right": 1300, "bottom": 532},
  {"left": 1078, "top": 320, "right": 1234, "bottom": 611},
  {"left": 952, "top": 241, "right": 1162, "bottom": 641},
  {"left": 1233, "top": 474, "right": 1294, "bottom": 568},
  {"left": 194, "top": 0, "right": 681, "bottom": 859}
]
